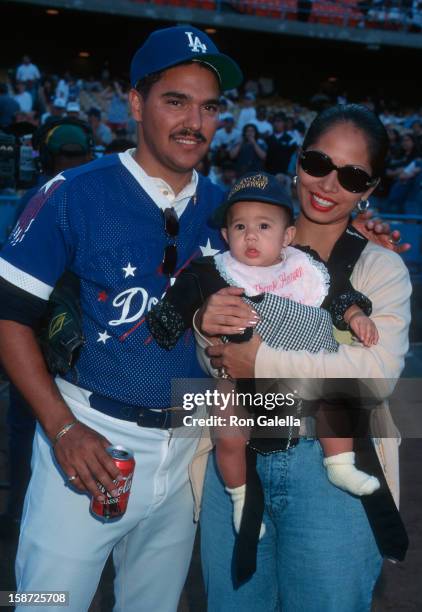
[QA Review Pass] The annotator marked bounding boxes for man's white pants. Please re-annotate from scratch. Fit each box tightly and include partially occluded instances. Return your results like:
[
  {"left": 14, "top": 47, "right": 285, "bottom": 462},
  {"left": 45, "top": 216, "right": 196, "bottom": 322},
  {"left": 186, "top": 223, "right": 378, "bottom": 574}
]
[{"left": 15, "top": 381, "right": 199, "bottom": 612}]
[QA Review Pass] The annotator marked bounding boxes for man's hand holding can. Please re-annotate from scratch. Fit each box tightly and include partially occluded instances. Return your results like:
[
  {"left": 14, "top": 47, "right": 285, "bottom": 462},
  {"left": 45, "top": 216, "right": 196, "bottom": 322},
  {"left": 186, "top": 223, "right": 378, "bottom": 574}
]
[{"left": 53, "top": 421, "right": 122, "bottom": 500}]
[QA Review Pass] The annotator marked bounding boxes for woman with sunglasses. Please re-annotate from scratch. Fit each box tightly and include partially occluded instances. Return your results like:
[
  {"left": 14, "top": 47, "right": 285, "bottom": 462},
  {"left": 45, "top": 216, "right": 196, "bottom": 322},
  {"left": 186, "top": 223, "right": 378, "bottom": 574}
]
[{"left": 197, "top": 104, "right": 411, "bottom": 611}]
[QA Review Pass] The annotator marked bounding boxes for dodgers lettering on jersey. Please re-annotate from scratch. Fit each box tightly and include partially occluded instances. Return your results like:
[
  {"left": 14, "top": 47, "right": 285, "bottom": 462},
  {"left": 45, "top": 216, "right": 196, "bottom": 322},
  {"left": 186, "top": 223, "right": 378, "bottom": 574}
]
[{"left": 0, "top": 154, "right": 225, "bottom": 407}]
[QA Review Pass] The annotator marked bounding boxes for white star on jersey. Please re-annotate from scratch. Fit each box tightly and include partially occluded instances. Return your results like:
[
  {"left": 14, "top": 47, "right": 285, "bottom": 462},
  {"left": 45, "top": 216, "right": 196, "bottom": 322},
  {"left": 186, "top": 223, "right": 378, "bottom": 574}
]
[
  {"left": 122, "top": 262, "right": 137, "bottom": 278},
  {"left": 97, "top": 330, "right": 111, "bottom": 344},
  {"left": 200, "top": 239, "right": 220, "bottom": 257},
  {"left": 41, "top": 173, "right": 66, "bottom": 193}
]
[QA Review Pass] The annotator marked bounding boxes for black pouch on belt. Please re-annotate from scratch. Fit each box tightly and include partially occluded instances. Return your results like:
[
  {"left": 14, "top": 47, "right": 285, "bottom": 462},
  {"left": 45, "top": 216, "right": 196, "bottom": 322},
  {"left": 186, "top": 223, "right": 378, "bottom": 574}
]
[{"left": 38, "top": 271, "right": 84, "bottom": 376}]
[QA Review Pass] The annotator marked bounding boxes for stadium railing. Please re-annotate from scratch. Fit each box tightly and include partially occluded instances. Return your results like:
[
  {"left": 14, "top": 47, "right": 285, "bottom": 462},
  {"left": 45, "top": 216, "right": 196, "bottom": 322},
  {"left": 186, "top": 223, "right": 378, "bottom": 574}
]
[{"left": 378, "top": 213, "right": 422, "bottom": 280}]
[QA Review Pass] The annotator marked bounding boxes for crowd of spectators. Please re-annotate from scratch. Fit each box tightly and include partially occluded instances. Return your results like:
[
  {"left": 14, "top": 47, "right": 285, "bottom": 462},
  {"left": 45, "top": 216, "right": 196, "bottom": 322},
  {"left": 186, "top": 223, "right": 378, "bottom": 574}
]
[
  {"left": 137, "top": 1, "right": 422, "bottom": 32},
  {"left": 208, "top": 86, "right": 422, "bottom": 215},
  {"left": 356, "top": 0, "right": 422, "bottom": 30},
  {"left": 0, "top": 53, "right": 421, "bottom": 215},
  {"left": 0, "top": 55, "right": 137, "bottom": 153}
]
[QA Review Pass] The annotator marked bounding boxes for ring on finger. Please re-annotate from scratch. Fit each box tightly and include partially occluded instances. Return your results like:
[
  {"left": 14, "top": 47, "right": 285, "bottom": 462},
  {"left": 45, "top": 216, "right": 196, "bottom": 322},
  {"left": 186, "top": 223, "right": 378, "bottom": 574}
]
[
  {"left": 389, "top": 236, "right": 402, "bottom": 245},
  {"left": 67, "top": 474, "right": 79, "bottom": 483},
  {"left": 219, "top": 367, "right": 229, "bottom": 379}
]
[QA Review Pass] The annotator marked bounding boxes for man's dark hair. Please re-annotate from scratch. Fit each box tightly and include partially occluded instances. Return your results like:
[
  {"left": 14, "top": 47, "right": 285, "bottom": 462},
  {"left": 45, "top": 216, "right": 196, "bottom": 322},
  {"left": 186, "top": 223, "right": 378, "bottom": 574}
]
[
  {"left": 274, "top": 112, "right": 287, "bottom": 122},
  {"left": 88, "top": 107, "right": 101, "bottom": 119},
  {"left": 302, "top": 103, "right": 389, "bottom": 178},
  {"left": 135, "top": 71, "right": 163, "bottom": 99}
]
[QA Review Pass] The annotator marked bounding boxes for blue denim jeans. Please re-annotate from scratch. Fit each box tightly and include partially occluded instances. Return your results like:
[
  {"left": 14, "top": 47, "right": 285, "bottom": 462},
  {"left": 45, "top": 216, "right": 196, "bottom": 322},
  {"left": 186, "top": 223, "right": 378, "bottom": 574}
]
[{"left": 201, "top": 439, "right": 382, "bottom": 612}]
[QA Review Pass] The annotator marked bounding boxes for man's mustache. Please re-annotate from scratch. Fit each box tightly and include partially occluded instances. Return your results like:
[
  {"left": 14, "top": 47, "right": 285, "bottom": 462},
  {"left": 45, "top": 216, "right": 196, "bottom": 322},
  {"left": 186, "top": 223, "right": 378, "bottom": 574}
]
[{"left": 172, "top": 129, "right": 206, "bottom": 143}]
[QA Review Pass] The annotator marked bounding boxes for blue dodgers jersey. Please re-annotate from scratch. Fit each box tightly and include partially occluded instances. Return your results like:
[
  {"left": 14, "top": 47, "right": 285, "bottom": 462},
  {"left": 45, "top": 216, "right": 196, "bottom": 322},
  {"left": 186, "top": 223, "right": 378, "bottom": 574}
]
[{"left": 0, "top": 153, "right": 225, "bottom": 407}]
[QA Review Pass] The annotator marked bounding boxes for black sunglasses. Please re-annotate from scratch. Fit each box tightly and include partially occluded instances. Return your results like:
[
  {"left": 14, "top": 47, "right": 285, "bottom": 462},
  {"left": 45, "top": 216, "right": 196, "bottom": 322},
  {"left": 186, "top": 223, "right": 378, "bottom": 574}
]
[
  {"left": 299, "top": 150, "right": 378, "bottom": 194},
  {"left": 162, "top": 207, "right": 179, "bottom": 276}
]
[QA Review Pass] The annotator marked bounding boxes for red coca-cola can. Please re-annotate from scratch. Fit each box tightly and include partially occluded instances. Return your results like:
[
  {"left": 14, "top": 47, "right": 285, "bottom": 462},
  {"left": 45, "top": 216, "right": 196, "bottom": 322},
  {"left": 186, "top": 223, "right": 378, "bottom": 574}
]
[{"left": 90, "top": 445, "right": 135, "bottom": 521}]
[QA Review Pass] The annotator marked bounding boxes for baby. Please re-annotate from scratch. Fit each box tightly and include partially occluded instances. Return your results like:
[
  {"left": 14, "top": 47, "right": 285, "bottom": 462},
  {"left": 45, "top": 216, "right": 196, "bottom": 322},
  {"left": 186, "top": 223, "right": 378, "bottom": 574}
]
[{"left": 147, "top": 172, "right": 380, "bottom": 537}]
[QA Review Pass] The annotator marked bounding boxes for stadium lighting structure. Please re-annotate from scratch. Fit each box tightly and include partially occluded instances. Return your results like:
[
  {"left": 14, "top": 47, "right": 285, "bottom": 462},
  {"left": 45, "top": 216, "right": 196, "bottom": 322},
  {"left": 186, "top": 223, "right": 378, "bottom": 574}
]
[
  {"left": 79, "top": 52, "right": 90, "bottom": 58},
  {"left": 46, "top": 9, "right": 59, "bottom": 15},
  {"left": 205, "top": 28, "right": 217, "bottom": 34}
]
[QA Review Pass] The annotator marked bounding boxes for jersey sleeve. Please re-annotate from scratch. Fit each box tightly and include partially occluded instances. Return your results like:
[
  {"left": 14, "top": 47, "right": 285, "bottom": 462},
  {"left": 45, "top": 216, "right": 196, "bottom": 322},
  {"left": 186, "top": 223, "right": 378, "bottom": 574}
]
[{"left": 0, "top": 175, "right": 74, "bottom": 302}]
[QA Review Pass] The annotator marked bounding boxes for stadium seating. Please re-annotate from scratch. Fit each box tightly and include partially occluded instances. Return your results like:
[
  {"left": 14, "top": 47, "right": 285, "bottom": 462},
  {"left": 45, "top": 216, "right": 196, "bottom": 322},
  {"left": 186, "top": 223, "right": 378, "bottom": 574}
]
[{"left": 128, "top": 0, "right": 417, "bottom": 33}]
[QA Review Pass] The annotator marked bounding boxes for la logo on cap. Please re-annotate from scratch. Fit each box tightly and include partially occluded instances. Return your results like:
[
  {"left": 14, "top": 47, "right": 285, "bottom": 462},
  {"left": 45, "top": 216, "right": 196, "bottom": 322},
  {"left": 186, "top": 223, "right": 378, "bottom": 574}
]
[{"left": 185, "top": 31, "right": 207, "bottom": 53}]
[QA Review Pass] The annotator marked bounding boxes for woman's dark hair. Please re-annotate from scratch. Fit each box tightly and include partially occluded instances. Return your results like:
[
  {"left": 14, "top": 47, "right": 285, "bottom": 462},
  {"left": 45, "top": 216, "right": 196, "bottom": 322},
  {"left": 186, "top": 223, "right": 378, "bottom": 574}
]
[
  {"left": 302, "top": 104, "right": 389, "bottom": 178},
  {"left": 242, "top": 123, "right": 258, "bottom": 139}
]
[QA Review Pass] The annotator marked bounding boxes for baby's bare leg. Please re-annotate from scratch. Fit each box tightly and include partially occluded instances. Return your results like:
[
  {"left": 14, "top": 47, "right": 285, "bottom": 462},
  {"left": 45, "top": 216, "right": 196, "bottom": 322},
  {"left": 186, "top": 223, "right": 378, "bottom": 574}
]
[
  {"left": 317, "top": 403, "right": 380, "bottom": 496},
  {"left": 317, "top": 406, "right": 354, "bottom": 457},
  {"left": 215, "top": 436, "right": 247, "bottom": 488},
  {"left": 213, "top": 379, "right": 251, "bottom": 488},
  {"left": 213, "top": 382, "right": 265, "bottom": 537}
]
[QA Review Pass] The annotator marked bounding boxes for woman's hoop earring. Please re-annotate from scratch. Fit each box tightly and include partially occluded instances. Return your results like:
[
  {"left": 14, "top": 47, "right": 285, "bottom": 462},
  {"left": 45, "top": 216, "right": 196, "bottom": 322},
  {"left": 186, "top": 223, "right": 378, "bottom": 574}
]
[
  {"left": 356, "top": 199, "right": 370, "bottom": 213},
  {"left": 292, "top": 175, "right": 298, "bottom": 186}
]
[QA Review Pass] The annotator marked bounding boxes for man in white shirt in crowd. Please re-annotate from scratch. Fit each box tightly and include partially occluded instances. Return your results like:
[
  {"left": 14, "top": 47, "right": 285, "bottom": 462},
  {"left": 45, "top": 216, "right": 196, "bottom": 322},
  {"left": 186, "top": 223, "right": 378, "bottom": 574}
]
[
  {"left": 265, "top": 112, "right": 298, "bottom": 175},
  {"left": 211, "top": 115, "right": 241, "bottom": 152},
  {"left": 16, "top": 55, "right": 41, "bottom": 84},
  {"left": 13, "top": 81, "right": 33, "bottom": 115},
  {"left": 210, "top": 115, "right": 241, "bottom": 180},
  {"left": 66, "top": 101, "right": 82, "bottom": 120},
  {"left": 251, "top": 105, "right": 273, "bottom": 139},
  {"left": 41, "top": 98, "right": 66, "bottom": 125},
  {"left": 237, "top": 92, "right": 256, "bottom": 132},
  {"left": 216, "top": 97, "right": 236, "bottom": 130},
  {"left": 87, "top": 107, "right": 113, "bottom": 147}
]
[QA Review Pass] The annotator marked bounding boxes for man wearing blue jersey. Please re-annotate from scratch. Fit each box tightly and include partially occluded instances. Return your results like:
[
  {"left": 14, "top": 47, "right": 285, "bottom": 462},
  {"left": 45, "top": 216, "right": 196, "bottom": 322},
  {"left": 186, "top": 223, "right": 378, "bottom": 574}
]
[{"left": 0, "top": 26, "right": 243, "bottom": 611}]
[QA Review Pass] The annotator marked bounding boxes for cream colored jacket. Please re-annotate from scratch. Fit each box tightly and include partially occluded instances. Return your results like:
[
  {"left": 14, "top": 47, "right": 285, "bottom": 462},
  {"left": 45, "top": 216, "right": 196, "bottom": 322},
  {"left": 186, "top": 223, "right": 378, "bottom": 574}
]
[{"left": 191, "top": 242, "right": 412, "bottom": 516}]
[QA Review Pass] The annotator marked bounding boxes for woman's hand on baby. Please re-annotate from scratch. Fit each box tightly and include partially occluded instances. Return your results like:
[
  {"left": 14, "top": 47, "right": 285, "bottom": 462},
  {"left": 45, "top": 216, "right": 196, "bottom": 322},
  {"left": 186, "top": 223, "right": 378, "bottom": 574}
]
[
  {"left": 352, "top": 210, "right": 411, "bottom": 254},
  {"left": 197, "top": 286, "right": 260, "bottom": 338},
  {"left": 348, "top": 313, "right": 379, "bottom": 347},
  {"left": 206, "top": 334, "right": 262, "bottom": 378}
]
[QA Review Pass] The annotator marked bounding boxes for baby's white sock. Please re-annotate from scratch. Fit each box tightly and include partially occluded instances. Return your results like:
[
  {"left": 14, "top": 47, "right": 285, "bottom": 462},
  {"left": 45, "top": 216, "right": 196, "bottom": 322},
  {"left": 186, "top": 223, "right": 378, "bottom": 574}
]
[
  {"left": 323, "top": 451, "right": 380, "bottom": 496},
  {"left": 225, "top": 484, "right": 266, "bottom": 539}
]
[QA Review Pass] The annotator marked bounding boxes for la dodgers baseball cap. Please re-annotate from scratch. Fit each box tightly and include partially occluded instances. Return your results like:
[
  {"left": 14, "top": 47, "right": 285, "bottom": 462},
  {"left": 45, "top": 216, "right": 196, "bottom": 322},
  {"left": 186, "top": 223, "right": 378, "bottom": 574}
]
[
  {"left": 130, "top": 25, "right": 243, "bottom": 91},
  {"left": 211, "top": 172, "right": 294, "bottom": 228}
]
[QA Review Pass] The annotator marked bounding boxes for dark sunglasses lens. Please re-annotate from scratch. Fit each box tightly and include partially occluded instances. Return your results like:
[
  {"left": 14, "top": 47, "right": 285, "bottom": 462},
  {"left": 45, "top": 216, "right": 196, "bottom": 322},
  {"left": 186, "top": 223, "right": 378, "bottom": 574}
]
[
  {"left": 164, "top": 208, "right": 179, "bottom": 237},
  {"left": 300, "top": 151, "right": 332, "bottom": 177},
  {"left": 302, "top": 151, "right": 373, "bottom": 193},
  {"left": 162, "top": 245, "right": 177, "bottom": 276},
  {"left": 337, "top": 167, "right": 371, "bottom": 193}
]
